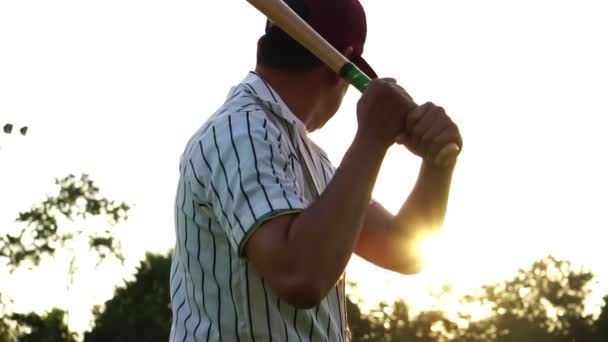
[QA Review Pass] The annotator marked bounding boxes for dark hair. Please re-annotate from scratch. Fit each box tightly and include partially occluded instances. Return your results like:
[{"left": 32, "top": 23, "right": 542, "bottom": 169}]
[{"left": 256, "top": 0, "right": 322, "bottom": 72}]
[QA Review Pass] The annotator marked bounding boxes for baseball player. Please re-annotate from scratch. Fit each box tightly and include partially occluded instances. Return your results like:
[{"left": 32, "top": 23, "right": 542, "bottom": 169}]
[{"left": 169, "top": 0, "right": 463, "bottom": 341}]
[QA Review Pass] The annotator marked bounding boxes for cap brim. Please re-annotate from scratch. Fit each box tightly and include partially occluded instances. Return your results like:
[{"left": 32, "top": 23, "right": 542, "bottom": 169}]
[{"left": 352, "top": 56, "right": 377, "bottom": 79}]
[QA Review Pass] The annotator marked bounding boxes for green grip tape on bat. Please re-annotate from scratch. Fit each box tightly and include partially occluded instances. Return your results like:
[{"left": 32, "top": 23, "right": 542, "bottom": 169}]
[
  {"left": 339, "top": 62, "right": 460, "bottom": 167},
  {"left": 340, "top": 62, "right": 372, "bottom": 92}
]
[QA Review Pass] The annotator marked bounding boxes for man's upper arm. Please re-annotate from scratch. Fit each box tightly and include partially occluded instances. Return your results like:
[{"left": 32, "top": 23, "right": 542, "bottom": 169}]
[{"left": 186, "top": 109, "right": 308, "bottom": 255}]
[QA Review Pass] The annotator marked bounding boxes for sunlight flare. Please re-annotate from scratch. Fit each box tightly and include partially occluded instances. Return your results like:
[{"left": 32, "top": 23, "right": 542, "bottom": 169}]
[{"left": 414, "top": 231, "right": 444, "bottom": 268}]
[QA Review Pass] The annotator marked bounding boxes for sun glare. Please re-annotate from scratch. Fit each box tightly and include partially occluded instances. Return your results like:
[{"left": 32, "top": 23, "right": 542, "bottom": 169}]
[{"left": 415, "top": 231, "right": 444, "bottom": 270}]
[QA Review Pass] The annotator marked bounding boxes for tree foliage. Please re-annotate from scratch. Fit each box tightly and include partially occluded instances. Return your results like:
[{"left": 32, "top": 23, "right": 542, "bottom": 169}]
[
  {"left": 10, "top": 309, "right": 77, "bottom": 342},
  {"left": 78, "top": 253, "right": 608, "bottom": 342},
  {"left": 0, "top": 318, "right": 12, "bottom": 342},
  {"left": 594, "top": 296, "right": 608, "bottom": 341},
  {"left": 0, "top": 174, "right": 130, "bottom": 341},
  {"left": 0, "top": 309, "right": 76, "bottom": 342},
  {"left": 0, "top": 294, "right": 15, "bottom": 342},
  {"left": 347, "top": 256, "right": 606, "bottom": 342},
  {"left": 458, "top": 256, "right": 597, "bottom": 341},
  {"left": 0, "top": 174, "right": 130, "bottom": 271},
  {"left": 83, "top": 252, "right": 172, "bottom": 342},
  {"left": 347, "top": 297, "right": 459, "bottom": 342},
  {"left": 3, "top": 248, "right": 608, "bottom": 342}
]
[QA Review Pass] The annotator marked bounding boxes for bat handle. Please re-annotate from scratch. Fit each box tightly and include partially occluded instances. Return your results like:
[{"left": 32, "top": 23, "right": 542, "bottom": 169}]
[
  {"left": 434, "top": 143, "right": 460, "bottom": 167},
  {"left": 340, "top": 62, "right": 372, "bottom": 92}
]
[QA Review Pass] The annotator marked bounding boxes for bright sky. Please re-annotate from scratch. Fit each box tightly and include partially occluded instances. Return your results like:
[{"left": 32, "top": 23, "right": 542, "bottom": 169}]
[{"left": 1, "top": 0, "right": 608, "bottom": 334}]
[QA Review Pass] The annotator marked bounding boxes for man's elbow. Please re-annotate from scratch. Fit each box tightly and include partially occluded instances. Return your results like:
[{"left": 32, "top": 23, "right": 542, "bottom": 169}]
[
  {"left": 394, "top": 257, "right": 426, "bottom": 275},
  {"left": 275, "top": 275, "right": 326, "bottom": 309},
  {"left": 398, "top": 264, "right": 424, "bottom": 275}
]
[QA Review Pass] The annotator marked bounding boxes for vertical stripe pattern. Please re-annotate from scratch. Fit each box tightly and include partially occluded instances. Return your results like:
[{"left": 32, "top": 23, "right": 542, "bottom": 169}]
[{"left": 170, "top": 72, "right": 347, "bottom": 341}]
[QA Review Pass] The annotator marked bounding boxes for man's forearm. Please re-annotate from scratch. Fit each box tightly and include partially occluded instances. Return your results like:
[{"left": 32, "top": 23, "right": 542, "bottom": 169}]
[
  {"left": 286, "top": 134, "right": 387, "bottom": 294},
  {"left": 395, "top": 160, "right": 456, "bottom": 235}
]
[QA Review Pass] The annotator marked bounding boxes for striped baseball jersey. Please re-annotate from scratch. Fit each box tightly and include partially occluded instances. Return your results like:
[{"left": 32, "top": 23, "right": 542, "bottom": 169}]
[{"left": 169, "top": 71, "right": 350, "bottom": 342}]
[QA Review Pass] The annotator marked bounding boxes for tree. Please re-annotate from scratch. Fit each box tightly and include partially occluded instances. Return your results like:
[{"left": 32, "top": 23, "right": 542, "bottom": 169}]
[
  {"left": 347, "top": 286, "right": 458, "bottom": 342},
  {"left": 8, "top": 309, "right": 77, "bottom": 342},
  {"left": 346, "top": 256, "right": 604, "bottom": 342},
  {"left": 458, "top": 256, "right": 597, "bottom": 342},
  {"left": 0, "top": 294, "right": 11, "bottom": 342},
  {"left": 0, "top": 174, "right": 130, "bottom": 271},
  {"left": 0, "top": 174, "right": 130, "bottom": 338},
  {"left": 0, "top": 314, "right": 13, "bottom": 342},
  {"left": 346, "top": 295, "right": 383, "bottom": 341},
  {"left": 593, "top": 295, "right": 608, "bottom": 341},
  {"left": 0, "top": 305, "right": 76, "bottom": 342},
  {"left": 84, "top": 252, "right": 172, "bottom": 342}
]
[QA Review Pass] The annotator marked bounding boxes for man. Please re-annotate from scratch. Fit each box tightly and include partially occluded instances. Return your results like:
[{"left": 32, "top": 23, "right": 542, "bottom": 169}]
[{"left": 169, "top": 0, "right": 462, "bottom": 341}]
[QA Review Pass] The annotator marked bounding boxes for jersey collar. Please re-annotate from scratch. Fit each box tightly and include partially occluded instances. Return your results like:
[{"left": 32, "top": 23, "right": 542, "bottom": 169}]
[{"left": 233, "top": 71, "right": 309, "bottom": 136}]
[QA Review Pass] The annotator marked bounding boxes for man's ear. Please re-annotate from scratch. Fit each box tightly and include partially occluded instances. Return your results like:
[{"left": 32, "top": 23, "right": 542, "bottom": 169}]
[{"left": 342, "top": 46, "right": 354, "bottom": 60}]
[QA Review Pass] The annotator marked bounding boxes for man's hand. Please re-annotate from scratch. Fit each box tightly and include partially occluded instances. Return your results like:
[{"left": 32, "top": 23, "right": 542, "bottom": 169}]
[
  {"left": 396, "top": 102, "right": 463, "bottom": 164},
  {"left": 356, "top": 78, "right": 417, "bottom": 148}
]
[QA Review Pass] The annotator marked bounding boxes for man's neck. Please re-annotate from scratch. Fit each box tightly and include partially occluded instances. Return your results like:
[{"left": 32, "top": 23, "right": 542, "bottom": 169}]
[{"left": 254, "top": 66, "right": 323, "bottom": 131}]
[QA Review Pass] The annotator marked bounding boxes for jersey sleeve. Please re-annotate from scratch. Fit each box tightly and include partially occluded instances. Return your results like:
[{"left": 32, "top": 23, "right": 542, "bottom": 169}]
[{"left": 186, "top": 110, "right": 308, "bottom": 256}]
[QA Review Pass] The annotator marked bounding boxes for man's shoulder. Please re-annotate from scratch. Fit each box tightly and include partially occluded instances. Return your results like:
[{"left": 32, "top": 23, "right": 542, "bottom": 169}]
[
  {"left": 186, "top": 94, "right": 283, "bottom": 153},
  {"left": 188, "top": 92, "right": 259, "bottom": 141},
  {"left": 204, "top": 87, "right": 267, "bottom": 126},
  {"left": 180, "top": 77, "right": 289, "bottom": 164}
]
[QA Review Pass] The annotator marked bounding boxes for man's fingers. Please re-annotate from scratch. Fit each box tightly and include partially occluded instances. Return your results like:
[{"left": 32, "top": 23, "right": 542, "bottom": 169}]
[
  {"left": 357, "top": 77, "right": 417, "bottom": 146},
  {"left": 406, "top": 102, "right": 434, "bottom": 137},
  {"left": 420, "top": 117, "right": 449, "bottom": 149},
  {"left": 398, "top": 101, "right": 462, "bottom": 163}
]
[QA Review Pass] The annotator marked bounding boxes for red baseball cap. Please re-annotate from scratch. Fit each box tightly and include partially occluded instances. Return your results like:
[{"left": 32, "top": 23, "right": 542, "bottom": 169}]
[{"left": 265, "top": 0, "right": 377, "bottom": 79}]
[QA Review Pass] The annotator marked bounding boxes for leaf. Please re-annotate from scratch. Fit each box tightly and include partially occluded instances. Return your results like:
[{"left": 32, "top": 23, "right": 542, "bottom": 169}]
[{"left": 3, "top": 124, "right": 13, "bottom": 134}]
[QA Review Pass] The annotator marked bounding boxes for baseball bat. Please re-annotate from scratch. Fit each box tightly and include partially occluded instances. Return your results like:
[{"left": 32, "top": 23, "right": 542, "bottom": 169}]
[{"left": 245, "top": 0, "right": 460, "bottom": 167}]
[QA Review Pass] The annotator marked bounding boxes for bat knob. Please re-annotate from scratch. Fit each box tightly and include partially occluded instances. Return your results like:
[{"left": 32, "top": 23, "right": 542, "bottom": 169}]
[{"left": 433, "top": 143, "right": 460, "bottom": 167}]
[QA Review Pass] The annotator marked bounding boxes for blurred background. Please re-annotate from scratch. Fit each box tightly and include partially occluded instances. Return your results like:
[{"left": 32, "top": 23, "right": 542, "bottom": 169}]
[{"left": 1, "top": 0, "right": 607, "bottom": 341}]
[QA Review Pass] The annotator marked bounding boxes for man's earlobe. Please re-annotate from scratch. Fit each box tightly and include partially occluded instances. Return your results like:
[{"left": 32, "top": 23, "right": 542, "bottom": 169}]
[{"left": 342, "top": 46, "right": 354, "bottom": 60}]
